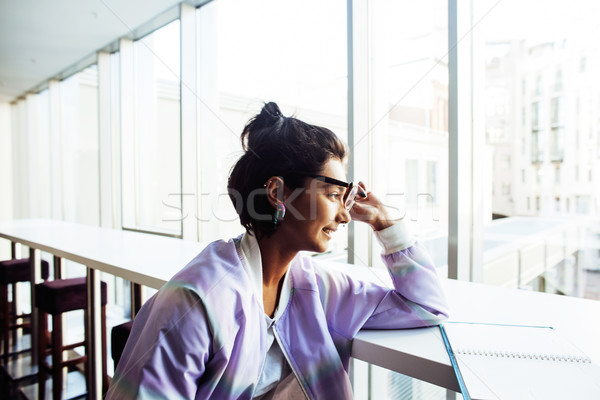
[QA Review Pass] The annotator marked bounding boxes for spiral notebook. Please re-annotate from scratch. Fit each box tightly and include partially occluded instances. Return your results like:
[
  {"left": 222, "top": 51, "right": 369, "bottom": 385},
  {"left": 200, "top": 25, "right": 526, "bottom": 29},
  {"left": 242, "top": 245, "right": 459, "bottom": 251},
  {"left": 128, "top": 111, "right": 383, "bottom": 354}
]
[{"left": 440, "top": 322, "right": 600, "bottom": 400}]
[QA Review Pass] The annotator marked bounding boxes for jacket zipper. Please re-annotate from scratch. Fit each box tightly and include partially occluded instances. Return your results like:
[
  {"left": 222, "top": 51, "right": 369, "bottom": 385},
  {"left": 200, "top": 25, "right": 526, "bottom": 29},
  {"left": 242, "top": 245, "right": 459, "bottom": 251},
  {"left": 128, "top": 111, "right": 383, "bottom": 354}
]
[{"left": 272, "top": 324, "right": 311, "bottom": 400}]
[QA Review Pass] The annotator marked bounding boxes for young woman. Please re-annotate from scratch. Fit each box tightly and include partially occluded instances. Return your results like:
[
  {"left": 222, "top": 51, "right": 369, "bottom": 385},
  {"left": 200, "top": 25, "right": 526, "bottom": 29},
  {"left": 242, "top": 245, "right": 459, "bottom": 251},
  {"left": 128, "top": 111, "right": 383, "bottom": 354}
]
[{"left": 107, "top": 102, "right": 448, "bottom": 400}]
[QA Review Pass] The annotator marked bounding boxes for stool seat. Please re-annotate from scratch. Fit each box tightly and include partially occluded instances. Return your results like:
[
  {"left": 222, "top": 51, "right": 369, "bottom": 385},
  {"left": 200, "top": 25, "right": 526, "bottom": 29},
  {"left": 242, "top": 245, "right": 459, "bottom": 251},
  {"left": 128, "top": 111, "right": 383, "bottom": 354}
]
[
  {"left": 1, "top": 258, "right": 51, "bottom": 360},
  {"left": 0, "top": 258, "right": 49, "bottom": 285},
  {"left": 35, "top": 277, "right": 107, "bottom": 315},
  {"left": 111, "top": 320, "right": 134, "bottom": 370}
]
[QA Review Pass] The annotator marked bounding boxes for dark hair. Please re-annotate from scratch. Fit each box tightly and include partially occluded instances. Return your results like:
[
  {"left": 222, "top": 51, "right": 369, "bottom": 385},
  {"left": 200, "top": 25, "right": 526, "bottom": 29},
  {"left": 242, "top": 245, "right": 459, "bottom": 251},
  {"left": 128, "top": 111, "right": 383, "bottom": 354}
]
[{"left": 228, "top": 102, "right": 347, "bottom": 237}]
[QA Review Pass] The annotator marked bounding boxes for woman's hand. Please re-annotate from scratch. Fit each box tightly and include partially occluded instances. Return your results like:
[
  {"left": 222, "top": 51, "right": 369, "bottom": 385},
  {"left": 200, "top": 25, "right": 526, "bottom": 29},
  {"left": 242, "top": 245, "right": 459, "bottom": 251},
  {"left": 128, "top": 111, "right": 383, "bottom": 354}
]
[{"left": 349, "top": 182, "right": 400, "bottom": 231}]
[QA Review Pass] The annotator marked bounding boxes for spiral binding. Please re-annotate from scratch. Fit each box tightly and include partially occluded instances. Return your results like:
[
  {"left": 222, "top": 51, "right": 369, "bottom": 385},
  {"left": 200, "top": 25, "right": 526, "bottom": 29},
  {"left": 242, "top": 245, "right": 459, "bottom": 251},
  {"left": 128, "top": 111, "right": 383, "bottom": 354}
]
[{"left": 455, "top": 348, "right": 592, "bottom": 363}]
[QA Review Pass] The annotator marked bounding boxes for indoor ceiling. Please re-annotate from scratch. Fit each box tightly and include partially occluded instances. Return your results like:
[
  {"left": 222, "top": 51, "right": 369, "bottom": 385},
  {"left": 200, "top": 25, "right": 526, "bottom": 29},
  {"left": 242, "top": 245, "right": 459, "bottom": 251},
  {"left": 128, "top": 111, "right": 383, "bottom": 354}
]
[{"left": 0, "top": 0, "right": 194, "bottom": 103}]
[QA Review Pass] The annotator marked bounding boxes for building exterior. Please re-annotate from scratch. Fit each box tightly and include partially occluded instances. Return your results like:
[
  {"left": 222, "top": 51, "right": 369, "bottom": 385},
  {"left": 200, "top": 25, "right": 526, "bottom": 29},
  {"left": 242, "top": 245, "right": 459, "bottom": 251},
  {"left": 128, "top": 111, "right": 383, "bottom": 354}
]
[{"left": 486, "top": 39, "right": 600, "bottom": 218}]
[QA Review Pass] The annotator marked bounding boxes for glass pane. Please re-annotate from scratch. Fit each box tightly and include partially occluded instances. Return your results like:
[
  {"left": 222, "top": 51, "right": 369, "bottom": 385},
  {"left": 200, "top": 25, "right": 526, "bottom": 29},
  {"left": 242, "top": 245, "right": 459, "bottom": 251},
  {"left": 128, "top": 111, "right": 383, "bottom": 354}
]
[
  {"left": 477, "top": 0, "right": 600, "bottom": 296},
  {"left": 367, "top": 1, "right": 449, "bottom": 398},
  {"left": 59, "top": 65, "right": 100, "bottom": 226},
  {"left": 24, "top": 90, "right": 52, "bottom": 219},
  {"left": 196, "top": 0, "right": 347, "bottom": 248},
  {"left": 122, "top": 20, "right": 181, "bottom": 235},
  {"left": 369, "top": 0, "right": 448, "bottom": 273}
]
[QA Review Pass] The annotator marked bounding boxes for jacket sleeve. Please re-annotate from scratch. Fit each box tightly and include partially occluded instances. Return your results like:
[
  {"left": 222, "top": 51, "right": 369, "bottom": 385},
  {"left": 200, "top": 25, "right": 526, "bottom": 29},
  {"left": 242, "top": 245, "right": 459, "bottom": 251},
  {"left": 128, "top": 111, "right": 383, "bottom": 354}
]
[
  {"left": 105, "top": 284, "right": 212, "bottom": 400},
  {"left": 316, "top": 220, "right": 449, "bottom": 340}
]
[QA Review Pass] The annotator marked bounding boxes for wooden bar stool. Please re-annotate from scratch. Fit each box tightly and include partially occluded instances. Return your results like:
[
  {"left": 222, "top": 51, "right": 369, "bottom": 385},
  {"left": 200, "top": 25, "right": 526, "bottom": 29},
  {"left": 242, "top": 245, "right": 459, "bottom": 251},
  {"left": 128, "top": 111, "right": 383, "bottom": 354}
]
[
  {"left": 0, "top": 258, "right": 50, "bottom": 357},
  {"left": 35, "top": 277, "right": 108, "bottom": 400},
  {"left": 110, "top": 320, "right": 133, "bottom": 372}
]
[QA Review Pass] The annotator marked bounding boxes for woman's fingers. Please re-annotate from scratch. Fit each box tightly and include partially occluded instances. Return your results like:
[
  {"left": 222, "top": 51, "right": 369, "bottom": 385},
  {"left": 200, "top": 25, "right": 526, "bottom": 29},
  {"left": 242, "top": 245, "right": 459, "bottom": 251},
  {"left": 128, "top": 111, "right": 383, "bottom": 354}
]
[{"left": 349, "top": 182, "right": 397, "bottom": 231}]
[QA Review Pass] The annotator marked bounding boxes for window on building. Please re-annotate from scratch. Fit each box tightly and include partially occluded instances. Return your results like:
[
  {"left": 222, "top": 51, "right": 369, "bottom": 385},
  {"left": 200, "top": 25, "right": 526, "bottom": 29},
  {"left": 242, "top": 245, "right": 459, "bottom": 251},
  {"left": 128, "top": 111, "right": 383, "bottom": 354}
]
[
  {"left": 576, "top": 196, "right": 590, "bottom": 214},
  {"left": 501, "top": 155, "right": 511, "bottom": 170},
  {"left": 426, "top": 161, "right": 438, "bottom": 203},
  {"left": 550, "top": 97, "right": 564, "bottom": 162},
  {"left": 554, "top": 69, "right": 563, "bottom": 91},
  {"left": 405, "top": 159, "right": 419, "bottom": 206},
  {"left": 531, "top": 101, "right": 543, "bottom": 163},
  {"left": 535, "top": 74, "right": 543, "bottom": 96}
]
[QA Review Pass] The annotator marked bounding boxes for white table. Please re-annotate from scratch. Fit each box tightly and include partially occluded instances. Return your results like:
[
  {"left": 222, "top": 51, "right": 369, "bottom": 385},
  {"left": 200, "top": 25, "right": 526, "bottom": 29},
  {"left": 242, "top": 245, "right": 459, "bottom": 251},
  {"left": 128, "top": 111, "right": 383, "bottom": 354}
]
[
  {"left": 2, "top": 219, "right": 600, "bottom": 398},
  {"left": 353, "top": 278, "right": 600, "bottom": 393}
]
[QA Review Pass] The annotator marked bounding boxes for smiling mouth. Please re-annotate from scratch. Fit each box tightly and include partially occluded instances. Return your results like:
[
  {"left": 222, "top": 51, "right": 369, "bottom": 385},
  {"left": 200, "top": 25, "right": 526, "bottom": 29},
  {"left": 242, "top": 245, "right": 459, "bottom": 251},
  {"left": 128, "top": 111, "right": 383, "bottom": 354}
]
[{"left": 322, "top": 227, "right": 336, "bottom": 237}]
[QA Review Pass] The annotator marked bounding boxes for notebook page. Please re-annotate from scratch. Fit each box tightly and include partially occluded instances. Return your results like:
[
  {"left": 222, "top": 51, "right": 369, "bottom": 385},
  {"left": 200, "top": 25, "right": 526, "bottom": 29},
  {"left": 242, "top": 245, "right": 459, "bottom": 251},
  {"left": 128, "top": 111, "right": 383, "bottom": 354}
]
[{"left": 443, "top": 323, "right": 600, "bottom": 400}]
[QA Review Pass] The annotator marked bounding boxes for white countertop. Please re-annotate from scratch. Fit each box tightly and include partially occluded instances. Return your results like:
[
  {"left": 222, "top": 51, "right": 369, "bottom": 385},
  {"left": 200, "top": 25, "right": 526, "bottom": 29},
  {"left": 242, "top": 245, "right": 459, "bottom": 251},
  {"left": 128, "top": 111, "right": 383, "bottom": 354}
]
[
  {"left": 353, "top": 276, "right": 600, "bottom": 391},
  {"left": 0, "top": 219, "right": 205, "bottom": 289},
  {"left": 2, "top": 218, "right": 599, "bottom": 393}
]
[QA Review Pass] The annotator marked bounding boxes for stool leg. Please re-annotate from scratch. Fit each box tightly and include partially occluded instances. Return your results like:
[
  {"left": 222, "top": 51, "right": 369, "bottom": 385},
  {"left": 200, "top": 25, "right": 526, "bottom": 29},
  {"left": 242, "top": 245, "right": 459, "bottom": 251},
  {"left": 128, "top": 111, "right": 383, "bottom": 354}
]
[
  {"left": 51, "top": 314, "right": 63, "bottom": 400},
  {"left": 102, "top": 305, "right": 108, "bottom": 394},
  {"left": 2, "top": 284, "right": 10, "bottom": 356},
  {"left": 38, "top": 310, "right": 48, "bottom": 400},
  {"left": 11, "top": 283, "right": 18, "bottom": 345},
  {"left": 84, "top": 309, "right": 90, "bottom": 398}
]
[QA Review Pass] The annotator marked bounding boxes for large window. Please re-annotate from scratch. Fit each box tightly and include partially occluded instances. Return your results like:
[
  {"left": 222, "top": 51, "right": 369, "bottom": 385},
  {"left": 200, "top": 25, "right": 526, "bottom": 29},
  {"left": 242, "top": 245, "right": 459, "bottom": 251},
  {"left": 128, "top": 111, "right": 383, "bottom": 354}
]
[
  {"left": 367, "top": 0, "right": 448, "bottom": 272},
  {"left": 58, "top": 66, "right": 100, "bottom": 226},
  {"left": 358, "top": 1, "right": 449, "bottom": 397},
  {"left": 122, "top": 20, "right": 181, "bottom": 235},
  {"left": 4, "top": 0, "right": 600, "bottom": 397},
  {"left": 195, "top": 0, "right": 347, "bottom": 247},
  {"left": 478, "top": 0, "right": 600, "bottom": 293}
]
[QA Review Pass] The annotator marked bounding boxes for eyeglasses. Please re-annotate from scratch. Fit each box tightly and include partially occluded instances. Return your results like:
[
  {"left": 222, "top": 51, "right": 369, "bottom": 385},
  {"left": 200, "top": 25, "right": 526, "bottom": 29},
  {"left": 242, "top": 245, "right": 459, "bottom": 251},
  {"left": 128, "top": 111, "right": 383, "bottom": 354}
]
[{"left": 309, "top": 175, "right": 367, "bottom": 211}]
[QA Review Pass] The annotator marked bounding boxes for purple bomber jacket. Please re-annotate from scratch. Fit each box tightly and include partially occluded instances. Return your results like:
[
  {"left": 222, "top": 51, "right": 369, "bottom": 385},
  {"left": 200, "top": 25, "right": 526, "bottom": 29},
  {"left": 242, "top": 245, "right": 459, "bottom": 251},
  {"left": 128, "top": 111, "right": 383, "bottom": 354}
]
[{"left": 106, "top": 231, "right": 449, "bottom": 399}]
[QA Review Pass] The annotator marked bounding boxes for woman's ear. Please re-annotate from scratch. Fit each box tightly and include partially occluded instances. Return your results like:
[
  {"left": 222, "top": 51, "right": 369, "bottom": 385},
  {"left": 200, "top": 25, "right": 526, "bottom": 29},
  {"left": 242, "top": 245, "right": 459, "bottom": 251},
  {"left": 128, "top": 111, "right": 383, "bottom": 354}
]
[{"left": 264, "top": 176, "right": 285, "bottom": 208}]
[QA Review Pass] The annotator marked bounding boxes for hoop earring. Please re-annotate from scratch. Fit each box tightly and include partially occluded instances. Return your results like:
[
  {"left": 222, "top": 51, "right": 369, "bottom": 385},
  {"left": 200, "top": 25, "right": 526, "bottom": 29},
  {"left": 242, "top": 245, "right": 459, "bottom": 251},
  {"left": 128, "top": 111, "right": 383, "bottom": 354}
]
[{"left": 273, "top": 203, "right": 286, "bottom": 226}]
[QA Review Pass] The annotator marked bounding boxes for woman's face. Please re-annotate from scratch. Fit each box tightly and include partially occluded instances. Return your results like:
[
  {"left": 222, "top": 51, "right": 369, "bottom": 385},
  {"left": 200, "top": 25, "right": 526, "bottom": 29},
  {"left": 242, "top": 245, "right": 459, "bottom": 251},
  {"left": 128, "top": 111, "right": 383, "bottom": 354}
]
[{"left": 278, "top": 158, "right": 351, "bottom": 253}]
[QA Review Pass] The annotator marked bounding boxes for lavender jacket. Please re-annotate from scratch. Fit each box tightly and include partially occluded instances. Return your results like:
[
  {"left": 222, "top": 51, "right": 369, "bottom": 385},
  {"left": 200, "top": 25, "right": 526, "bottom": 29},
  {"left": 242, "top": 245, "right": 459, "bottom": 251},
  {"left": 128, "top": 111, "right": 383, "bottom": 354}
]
[{"left": 106, "top": 231, "right": 449, "bottom": 399}]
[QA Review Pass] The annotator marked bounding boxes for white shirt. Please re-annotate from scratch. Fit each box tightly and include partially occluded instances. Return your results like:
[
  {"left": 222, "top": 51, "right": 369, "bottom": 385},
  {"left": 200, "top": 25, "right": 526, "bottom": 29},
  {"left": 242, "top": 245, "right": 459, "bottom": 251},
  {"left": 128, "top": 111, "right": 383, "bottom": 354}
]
[
  {"left": 239, "top": 221, "right": 412, "bottom": 398},
  {"left": 238, "top": 232, "right": 302, "bottom": 399}
]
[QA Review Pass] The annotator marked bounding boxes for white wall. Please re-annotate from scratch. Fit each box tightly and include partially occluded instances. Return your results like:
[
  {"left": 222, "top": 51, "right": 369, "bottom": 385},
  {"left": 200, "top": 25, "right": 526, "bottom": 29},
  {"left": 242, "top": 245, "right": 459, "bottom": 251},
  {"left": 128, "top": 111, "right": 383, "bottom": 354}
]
[{"left": 0, "top": 101, "right": 13, "bottom": 259}]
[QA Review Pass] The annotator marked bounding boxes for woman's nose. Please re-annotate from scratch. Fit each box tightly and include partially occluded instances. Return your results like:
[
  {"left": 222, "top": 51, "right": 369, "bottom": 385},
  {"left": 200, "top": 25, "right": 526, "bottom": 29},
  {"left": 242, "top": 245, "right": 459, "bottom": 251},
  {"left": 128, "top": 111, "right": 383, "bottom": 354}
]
[{"left": 335, "top": 203, "right": 351, "bottom": 224}]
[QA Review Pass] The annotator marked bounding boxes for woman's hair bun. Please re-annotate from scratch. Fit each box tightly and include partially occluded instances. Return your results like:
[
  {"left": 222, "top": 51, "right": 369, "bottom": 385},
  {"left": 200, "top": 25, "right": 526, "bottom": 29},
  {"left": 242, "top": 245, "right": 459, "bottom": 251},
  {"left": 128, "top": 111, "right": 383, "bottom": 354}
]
[
  {"left": 229, "top": 101, "right": 347, "bottom": 238},
  {"left": 262, "top": 101, "right": 284, "bottom": 120},
  {"left": 241, "top": 102, "right": 284, "bottom": 151}
]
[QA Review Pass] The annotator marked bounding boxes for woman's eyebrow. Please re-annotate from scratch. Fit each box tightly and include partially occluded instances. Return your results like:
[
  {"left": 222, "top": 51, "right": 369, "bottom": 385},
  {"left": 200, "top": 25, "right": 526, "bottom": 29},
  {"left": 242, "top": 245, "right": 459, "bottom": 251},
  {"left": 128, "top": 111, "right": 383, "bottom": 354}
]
[{"left": 321, "top": 182, "right": 348, "bottom": 192}]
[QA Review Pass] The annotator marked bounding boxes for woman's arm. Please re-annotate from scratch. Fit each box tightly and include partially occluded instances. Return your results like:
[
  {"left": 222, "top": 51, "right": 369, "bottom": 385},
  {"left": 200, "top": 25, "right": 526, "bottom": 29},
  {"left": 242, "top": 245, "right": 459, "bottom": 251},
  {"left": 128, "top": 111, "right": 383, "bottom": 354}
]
[
  {"left": 316, "top": 185, "right": 449, "bottom": 339},
  {"left": 364, "top": 221, "right": 449, "bottom": 328}
]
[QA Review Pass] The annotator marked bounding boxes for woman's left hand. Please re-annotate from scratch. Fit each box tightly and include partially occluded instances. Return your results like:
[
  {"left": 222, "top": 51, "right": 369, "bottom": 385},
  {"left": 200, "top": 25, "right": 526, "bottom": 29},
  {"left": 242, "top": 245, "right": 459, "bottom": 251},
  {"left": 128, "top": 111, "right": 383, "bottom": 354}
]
[{"left": 349, "top": 182, "right": 399, "bottom": 231}]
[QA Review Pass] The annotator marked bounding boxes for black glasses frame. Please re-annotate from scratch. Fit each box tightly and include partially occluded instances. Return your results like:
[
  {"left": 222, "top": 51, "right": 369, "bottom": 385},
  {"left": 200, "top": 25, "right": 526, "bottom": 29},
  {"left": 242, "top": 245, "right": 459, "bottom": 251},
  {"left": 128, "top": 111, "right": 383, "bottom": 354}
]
[
  {"left": 307, "top": 174, "right": 367, "bottom": 210},
  {"left": 280, "top": 172, "right": 367, "bottom": 210}
]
